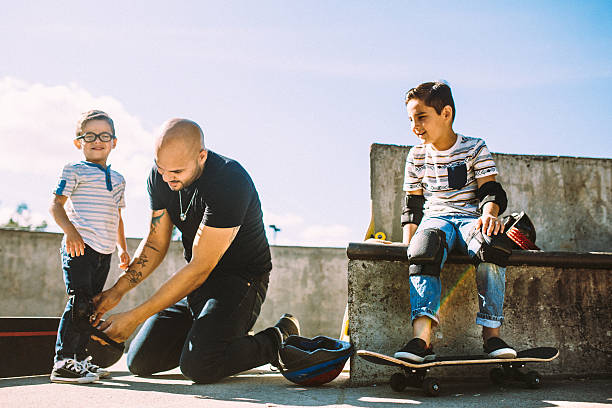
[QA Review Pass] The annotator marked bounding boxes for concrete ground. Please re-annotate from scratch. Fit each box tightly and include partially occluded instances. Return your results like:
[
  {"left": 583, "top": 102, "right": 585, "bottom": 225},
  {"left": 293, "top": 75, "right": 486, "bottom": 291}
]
[{"left": 1, "top": 356, "right": 610, "bottom": 408}]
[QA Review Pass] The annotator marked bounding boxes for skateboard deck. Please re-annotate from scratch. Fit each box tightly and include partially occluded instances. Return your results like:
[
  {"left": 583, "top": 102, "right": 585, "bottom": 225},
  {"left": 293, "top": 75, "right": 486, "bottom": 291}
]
[
  {"left": 0, "top": 317, "right": 123, "bottom": 378},
  {"left": 358, "top": 347, "right": 559, "bottom": 396},
  {"left": 358, "top": 347, "right": 558, "bottom": 368}
]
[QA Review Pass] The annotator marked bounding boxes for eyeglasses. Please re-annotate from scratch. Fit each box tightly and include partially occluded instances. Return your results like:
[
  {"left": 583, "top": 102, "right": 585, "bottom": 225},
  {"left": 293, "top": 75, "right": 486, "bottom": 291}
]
[{"left": 77, "top": 132, "right": 116, "bottom": 142}]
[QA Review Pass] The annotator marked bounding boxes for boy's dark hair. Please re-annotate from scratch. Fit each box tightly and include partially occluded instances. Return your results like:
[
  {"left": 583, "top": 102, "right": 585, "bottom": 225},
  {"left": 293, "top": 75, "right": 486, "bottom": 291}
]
[
  {"left": 75, "top": 110, "right": 115, "bottom": 137},
  {"left": 405, "top": 81, "right": 455, "bottom": 122}
]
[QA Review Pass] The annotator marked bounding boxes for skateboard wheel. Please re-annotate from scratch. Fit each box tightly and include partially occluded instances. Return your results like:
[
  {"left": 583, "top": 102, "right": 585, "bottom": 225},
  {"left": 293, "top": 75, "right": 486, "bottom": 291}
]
[
  {"left": 489, "top": 367, "right": 506, "bottom": 385},
  {"left": 422, "top": 378, "right": 440, "bottom": 397},
  {"left": 390, "top": 373, "right": 408, "bottom": 392},
  {"left": 374, "top": 232, "right": 386, "bottom": 240},
  {"left": 524, "top": 370, "right": 541, "bottom": 389}
]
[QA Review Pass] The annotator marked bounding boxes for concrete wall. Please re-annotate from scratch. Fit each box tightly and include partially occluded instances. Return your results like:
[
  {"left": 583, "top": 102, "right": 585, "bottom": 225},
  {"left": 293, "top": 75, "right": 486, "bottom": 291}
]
[
  {"left": 0, "top": 229, "right": 347, "bottom": 339},
  {"left": 370, "top": 143, "right": 612, "bottom": 252},
  {"left": 348, "top": 259, "right": 612, "bottom": 385},
  {"left": 348, "top": 143, "right": 612, "bottom": 385}
]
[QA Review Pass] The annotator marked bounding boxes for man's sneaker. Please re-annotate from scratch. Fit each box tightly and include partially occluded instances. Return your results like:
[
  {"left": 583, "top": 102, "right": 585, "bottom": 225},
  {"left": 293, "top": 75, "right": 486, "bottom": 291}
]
[
  {"left": 484, "top": 337, "right": 517, "bottom": 359},
  {"left": 273, "top": 313, "right": 300, "bottom": 344},
  {"left": 270, "top": 313, "right": 300, "bottom": 369},
  {"left": 50, "top": 358, "right": 99, "bottom": 384},
  {"left": 394, "top": 338, "right": 436, "bottom": 363},
  {"left": 81, "top": 356, "right": 111, "bottom": 379}
]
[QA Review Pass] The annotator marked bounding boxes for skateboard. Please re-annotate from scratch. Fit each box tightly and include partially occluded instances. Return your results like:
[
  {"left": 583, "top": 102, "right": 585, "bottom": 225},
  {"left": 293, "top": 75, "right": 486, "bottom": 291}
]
[
  {"left": 357, "top": 347, "right": 559, "bottom": 397},
  {"left": 0, "top": 317, "right": 124, "bottom": 378}
]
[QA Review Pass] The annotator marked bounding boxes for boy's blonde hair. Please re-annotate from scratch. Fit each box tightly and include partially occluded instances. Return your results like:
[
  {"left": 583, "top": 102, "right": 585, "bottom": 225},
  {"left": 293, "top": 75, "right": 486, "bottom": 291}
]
[{"left": 75, "top": 110, "right": 115, "bottom": 138}]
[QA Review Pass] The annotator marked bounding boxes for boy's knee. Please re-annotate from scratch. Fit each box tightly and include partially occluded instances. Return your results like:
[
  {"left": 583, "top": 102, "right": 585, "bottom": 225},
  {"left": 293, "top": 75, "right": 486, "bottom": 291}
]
[{"left": 408, "top": 228, "right": 447, "bottom": 277}]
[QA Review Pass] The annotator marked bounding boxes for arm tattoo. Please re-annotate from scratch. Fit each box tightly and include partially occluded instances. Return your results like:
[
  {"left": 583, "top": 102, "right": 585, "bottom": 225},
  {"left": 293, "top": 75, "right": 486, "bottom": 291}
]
[
  {"left": 134, "top": 254, "right": 149, "bottom": 268},
  {"left": 124, "top": 268, "right": 143, "bottom": 285},
  {"left": 124, "top": 254, "right": 149, "bottom": 285},
  {"left": 151, "top": 210, "right": 166, "bottom": 232},
  {"left": 144, "top": 243, "right": 160, "bottom": 253}
]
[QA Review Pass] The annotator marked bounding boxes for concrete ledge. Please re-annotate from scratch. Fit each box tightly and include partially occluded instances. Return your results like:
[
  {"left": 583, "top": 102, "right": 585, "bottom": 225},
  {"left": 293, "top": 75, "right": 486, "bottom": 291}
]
[
  {"left": 347, "top": 244, "right": 612, "bottom": 386},
  {"left": 347, "top": 242, "right": 612, "bottom": 269}
]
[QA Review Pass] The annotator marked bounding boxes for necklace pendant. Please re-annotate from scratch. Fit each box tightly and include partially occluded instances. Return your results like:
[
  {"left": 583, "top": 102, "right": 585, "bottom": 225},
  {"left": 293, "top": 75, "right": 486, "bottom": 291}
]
[{"left": 180, "top": 213, "right": 186, "bottom": 221}]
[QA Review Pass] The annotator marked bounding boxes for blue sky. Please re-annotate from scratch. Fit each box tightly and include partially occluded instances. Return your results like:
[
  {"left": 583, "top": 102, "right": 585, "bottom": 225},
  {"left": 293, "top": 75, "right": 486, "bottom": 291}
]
[{"left": 0, "top": 1, "right": 610, "bottom": 246}]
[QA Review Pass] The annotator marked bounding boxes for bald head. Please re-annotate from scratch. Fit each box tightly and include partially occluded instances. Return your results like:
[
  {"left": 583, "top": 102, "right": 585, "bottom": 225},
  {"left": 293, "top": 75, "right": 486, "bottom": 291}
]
[
  {"left": 156, "top": 118, "right": 205, "bottom": 154},
  {"left": 155, "top": 118, "right": 208, "bottom": 191}
]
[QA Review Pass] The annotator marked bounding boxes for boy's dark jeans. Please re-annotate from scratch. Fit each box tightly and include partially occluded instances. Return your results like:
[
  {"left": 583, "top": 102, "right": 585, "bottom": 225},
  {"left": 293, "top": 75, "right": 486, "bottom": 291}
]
[
  {"left": 55, "top": 244, "right": 111, "bottom": 361},
  {"left": 127, "top": 272, "right": 278, "bottom": 384}
]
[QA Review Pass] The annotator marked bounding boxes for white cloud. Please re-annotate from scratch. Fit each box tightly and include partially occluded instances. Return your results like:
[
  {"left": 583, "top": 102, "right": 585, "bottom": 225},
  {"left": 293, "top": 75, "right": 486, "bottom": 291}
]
[
  {"left": 0, "top": 77, "right": 354, "bottom": 247},
  {"left": 263, "top": 208, "right": 352, "bottom": 247},
  {"left": 0, "top": 77, "right": 156, "bottom": 237},
  {"left": 300, "top": 224, "right": 352, "bottom": 248},
  {"left": 0, "top": 77, "right": 154, "bottom": 182}
]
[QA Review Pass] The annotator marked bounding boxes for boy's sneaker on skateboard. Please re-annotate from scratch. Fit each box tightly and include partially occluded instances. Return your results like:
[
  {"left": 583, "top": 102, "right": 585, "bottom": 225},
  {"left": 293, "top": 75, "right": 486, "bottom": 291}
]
[
  {"left": 394, "top": 338, "right": 436, "bottom": 363},
  {"left": 484, "top": 337, "right": 517, "bottom": 359},
  {"left": 81, "top": 356, "right": 111, "bottom": 379},
  {"left": 50, "top": 358, "right": 99, "bottom": 384}
]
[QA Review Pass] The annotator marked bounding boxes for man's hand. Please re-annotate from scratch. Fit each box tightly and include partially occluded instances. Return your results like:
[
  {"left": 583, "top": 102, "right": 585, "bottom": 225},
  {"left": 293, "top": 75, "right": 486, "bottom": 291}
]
[
  {"left": 65, "top": 229, "right": 85, "bottom": 257},
  {"left": 97, "top": 311, "right": 141, "bottom": 343},
  {"left": 92, "top": 287, "right": 124, "bottom": 326},
  {"left": 477, "top": 213, "right": 504, "bottom": 236},
  {"left": 118, "top": 248, "right": 131, "bottom": 270}
]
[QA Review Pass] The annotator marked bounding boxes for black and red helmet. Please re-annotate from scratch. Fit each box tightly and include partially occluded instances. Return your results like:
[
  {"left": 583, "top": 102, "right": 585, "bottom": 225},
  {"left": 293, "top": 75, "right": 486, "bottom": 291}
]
[{"left": 502, "top": 211, "right": 539, "bottom": 250}]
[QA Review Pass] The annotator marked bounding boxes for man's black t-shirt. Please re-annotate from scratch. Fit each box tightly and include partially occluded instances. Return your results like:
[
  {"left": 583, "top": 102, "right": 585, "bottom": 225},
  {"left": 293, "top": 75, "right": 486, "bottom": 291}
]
[{"left": 147, "top": 151, "right": 272, "bottom": 280}]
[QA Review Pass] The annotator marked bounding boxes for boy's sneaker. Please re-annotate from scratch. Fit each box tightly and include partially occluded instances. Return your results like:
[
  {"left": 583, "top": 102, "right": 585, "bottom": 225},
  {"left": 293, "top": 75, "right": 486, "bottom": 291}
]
[
  {"left": 484, "top": 337, "right": 517, "bottom": 359},
  {"left": 50, "top": 358, "right": 99, "bottom": 384},
  {"left": 81, "top": 356, "right": 111, "bottom": 379},
  {"left": 394, "top": 338, "right": 436, "bottom": 363},
  {"left": 273, "top": 313, "right": 300, "bottom": 344}
]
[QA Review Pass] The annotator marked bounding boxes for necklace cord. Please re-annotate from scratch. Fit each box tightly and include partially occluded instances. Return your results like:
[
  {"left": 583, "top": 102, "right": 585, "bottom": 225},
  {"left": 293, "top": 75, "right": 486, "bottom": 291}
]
[{"left": 179, "top": 188, "right": 198, "bottom": 221}]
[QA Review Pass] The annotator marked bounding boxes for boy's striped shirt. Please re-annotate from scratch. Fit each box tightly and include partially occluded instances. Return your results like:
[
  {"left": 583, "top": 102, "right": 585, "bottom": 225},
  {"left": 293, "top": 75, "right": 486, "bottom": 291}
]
[
  {"left": 54, "top": 161, "right": 126, "bottom": 254},
  {"left": 403, "top": 134, "right": 498, "bottom": 217}
]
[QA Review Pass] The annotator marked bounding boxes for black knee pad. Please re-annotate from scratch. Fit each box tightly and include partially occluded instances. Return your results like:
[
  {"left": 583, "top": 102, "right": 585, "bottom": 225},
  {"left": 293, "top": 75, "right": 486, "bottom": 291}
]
[
  {"left": 408, "top": 228, "right": 447, "bottom": 277},
  {"left": 470, "top": 229, "right": 513, "bottom": 267}
]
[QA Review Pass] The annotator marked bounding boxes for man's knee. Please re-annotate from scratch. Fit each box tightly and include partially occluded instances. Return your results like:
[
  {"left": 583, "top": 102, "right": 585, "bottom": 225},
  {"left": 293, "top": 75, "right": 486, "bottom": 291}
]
[
  {"left": 180, "top": 353, "right": 224, "bottom": 384},
  {"left": 408, "top": 228, "right": 447, "bottom": 277},
  {"left": 127, "top": 348, "right": 155, "bottom": 376}
]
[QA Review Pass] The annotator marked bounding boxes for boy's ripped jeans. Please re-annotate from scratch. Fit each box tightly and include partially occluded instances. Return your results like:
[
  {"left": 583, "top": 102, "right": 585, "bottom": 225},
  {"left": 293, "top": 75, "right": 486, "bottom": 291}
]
[{"left": 409, "top": 214, "right": 506, "bottom": 328}]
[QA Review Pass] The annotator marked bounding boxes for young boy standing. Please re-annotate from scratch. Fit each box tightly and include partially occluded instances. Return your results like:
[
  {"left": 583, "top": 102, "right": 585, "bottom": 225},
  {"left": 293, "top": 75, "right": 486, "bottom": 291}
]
[
  {"left": 378, "top": 82, "right": 516, "bottom": 363},
  {"left": 49, "top": 110, "right": 130, "bottom": 383}
]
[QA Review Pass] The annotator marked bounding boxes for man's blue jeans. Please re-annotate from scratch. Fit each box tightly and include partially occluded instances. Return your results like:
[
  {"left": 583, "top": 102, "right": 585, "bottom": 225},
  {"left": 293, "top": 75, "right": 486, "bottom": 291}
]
[{"left": 410, "top": 214, "right": 506, "bottom": 328}]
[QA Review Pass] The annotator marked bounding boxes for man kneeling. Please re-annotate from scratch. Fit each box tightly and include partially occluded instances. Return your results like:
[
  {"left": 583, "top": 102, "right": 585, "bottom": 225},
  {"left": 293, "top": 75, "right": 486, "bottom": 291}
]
[{"left": 93, "top": 118, "right": 298, "bottom": 383}]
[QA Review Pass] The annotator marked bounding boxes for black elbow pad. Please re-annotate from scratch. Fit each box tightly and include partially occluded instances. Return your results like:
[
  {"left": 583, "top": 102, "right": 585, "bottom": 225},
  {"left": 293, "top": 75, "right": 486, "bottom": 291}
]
[
  {"left": 477, "top": 181, "right": 507, "bottom": 215},
  {"left": 401, "top": 194, "right": 425, "bottom": 226}
]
